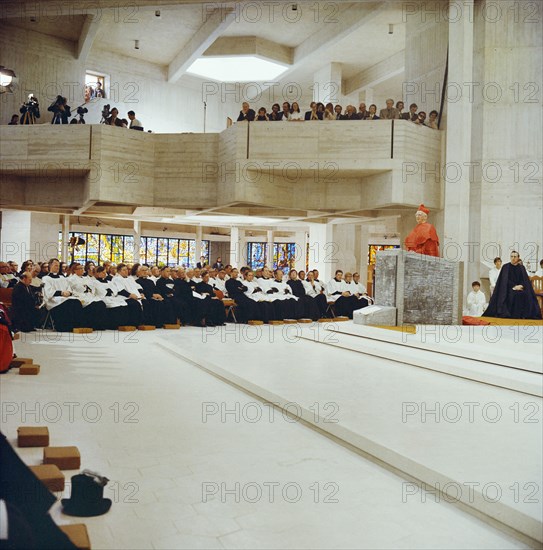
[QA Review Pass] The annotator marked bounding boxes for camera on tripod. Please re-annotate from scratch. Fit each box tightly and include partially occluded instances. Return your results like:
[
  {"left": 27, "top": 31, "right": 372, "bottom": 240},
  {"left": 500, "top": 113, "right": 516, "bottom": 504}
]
[
  {"left": 19, "top": 93, "right": 40, "bottom": 124},
  {"left": 100, "top": 104, "right": 111, "bottom": 123},
  {"left": 74, "top": 105, "right": 89, "bottom": 124}
]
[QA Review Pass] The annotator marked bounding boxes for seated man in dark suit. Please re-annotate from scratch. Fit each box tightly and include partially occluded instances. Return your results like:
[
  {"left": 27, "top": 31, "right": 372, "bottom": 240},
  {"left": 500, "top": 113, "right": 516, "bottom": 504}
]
[
  {"left": 11, "top": 272, "right": 40, "bottom": 332},
  {"left": 304, "top": 102, "right": 322, "bottom": 120},
  {"left": 237, "top": 102, "right": 255, "bottom": 122}
]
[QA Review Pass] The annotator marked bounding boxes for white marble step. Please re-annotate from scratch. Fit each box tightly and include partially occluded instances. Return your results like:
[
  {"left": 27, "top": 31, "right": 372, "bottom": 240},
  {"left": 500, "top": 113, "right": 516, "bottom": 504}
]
[
  {"left": 298, "top": 325, "right": 543, "bottom": 398},
  {"left": 332, "top": 323, "right": 542, "bottom": 374},
  {"left": 157, "top": 327, "right": 543, "bottom": 545}
]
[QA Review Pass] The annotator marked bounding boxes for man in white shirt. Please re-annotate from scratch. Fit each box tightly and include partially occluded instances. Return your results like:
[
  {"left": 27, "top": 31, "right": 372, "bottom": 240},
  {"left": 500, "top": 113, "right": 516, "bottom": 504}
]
[
  {"left": 212, "top": 269, "right": 228, "bottom": 296},
  {"left": 488, "top": 257, "right": 502, "bottom": 295},
  {"left": 535, "top": 259, "right": 543, "bottom": 277},
  {"left": 127, "top": 110, "right": 143, "bottom": 130}
]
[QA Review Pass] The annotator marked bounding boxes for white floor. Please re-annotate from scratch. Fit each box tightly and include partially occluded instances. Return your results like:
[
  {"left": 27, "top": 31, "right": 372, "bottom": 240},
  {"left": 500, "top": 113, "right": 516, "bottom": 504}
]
[{"left": 1, "top": 326, "right": 540, "bottom": 549}]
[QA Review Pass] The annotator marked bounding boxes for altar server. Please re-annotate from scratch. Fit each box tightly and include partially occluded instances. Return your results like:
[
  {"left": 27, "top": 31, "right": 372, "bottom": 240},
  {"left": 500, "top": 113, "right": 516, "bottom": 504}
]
[
  {"left": 42, "top": 259, "right": 84, "bottom": 332},
  {"left": 67, "top": 263, "right": 108, "bottom": 329}
]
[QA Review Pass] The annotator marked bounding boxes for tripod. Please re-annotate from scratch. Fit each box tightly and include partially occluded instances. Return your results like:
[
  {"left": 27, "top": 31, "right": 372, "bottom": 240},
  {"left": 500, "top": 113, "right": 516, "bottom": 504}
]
[{"left": 21, "top": 109, "right": 37, "bottom": 124}]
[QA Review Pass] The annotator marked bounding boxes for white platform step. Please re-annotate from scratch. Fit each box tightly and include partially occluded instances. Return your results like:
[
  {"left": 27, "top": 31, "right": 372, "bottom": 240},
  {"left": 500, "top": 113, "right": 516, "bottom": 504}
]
[
  {"left": 298, "top": 324, "right": 543, "bottom": 398},
  {"left": 157, "top": 326, "right": 543, "bottom": 546}
]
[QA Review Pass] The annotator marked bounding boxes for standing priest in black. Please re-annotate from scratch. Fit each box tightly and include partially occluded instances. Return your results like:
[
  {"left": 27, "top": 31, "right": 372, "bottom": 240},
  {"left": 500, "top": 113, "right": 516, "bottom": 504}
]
[{"left": 483, "top": 251, "right": 542, "bottom": 319}]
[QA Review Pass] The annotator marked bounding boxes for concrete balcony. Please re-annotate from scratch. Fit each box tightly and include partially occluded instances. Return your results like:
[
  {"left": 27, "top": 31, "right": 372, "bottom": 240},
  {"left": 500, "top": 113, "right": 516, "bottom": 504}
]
[{"left": 0, "top": 120, "right": 442, "bottom": 219}]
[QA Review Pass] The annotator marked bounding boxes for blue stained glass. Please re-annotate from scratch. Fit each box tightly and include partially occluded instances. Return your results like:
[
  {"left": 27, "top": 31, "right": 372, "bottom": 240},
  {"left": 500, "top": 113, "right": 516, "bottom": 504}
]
[{"left": 247, "top": 242, "right": 266, "bottom": 269}]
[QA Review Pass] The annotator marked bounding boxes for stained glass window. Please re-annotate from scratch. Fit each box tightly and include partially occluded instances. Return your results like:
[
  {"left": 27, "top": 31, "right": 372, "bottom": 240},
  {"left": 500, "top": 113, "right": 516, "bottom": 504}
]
[
  {"left": 247, "top": 242, "right": 267, "bottom": 269},
  {"left": 368, "top": 244, "right": 400, "bottom": 265},
  {"left": 273, "top": 243, "right": 296, "bottom": 273},
  {"left": 61, "top": 232, "right": 209, "bottom": 267},
  {"left": 123, "top": 236, "right": 134, "bottom": 263}
]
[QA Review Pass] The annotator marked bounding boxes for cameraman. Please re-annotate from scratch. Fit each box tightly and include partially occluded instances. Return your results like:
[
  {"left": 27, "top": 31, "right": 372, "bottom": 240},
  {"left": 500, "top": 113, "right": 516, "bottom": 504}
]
[
  {"left": 48, "top": 95, "right": 71, "bottom": 124},
  {"left": 19, "top": 95, "right": 40, "bottom": 124},
  {"left": 105, "top": 107, "right": 123, "bottom": 127}
]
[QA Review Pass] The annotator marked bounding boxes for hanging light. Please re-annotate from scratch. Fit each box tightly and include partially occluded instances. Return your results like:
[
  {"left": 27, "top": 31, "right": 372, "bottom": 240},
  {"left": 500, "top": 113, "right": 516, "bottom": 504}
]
[{"left": 0, "top": 66, "right": 16, "bottom": 93}]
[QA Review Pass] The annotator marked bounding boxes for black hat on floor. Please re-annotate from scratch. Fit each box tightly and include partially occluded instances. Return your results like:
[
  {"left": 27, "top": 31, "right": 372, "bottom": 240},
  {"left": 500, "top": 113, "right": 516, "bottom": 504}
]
[{"left": 61, "top": 471, "right": 112, "bottom": 517}]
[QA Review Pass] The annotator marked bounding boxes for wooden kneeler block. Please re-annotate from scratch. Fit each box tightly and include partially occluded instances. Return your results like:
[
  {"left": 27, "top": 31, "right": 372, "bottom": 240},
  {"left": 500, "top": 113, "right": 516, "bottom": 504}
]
[
  {"left": 333, "top": 316, "right": 349, "bottom": 322},
  {"left": 247, "top": 320, "right": 263, "bottom": 325},
  {"left": 118, "top": 325, "right": 137, "bottom": 332},
  {"left": 318, "top": 318, "right": 331, "bottom": 323},
  {"left": 29, "top": 464, "right": 65, "bottom": 492},
  {"left": 138, "top": 325, "right": 155, "bottom": 331},
  {"left": 283, "top": 319, "right": 297, "bottom": 324},
  {"left": 298, "top": 318, "right": 312, "bottom": 323},
  {"left": 163, "top": 324, "right": 180, "bottom": 329},
  {"left": 10, "top": 357, "right": 33, "bottom": 368},
  {"left": 59, "top": 524, "right": 91, "bottom": 550},
  {"left": 44, "top": 446, "right": 81, "bottom": 470},
  {"left": 18, "top": 426, "right": 50, "bottom": 447},
  {"left": 20, "top": 364, "right": 40, "bottom": 375},
  {"left": 269, "top": 320, "right": 284, "bottom": 325}
]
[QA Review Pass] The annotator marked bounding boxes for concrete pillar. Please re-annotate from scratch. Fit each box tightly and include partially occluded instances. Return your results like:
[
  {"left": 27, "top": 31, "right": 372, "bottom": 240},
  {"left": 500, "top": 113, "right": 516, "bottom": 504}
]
[
  {"left": 313, "top": 62, "right": 342, "bottom": 104},
  {"left": 133, "top": 221, "right": 141, "bottom": 264},
  {"left": 61, "top": 215, "right": 70, "bottom": 263},
  {"left": 443, "top": 0, "right": 475, "bottom": 290},
  {"left": 195, "top": 226, "right": 203, "bottom": 265},
  {"left": 307, "top": 222, "right": 335, "bottom": 282},
  {"left": 359, "top": 88, "right": 373, "bottom": 105},
  {"left": 229, "top": 227, "right": 245, "bottom": 268},
  {"left": 294, "top": 231, "right": 307, "bottom": 272},
  {"left": 266, "top": 230, "right": 274, "bottom": 269},
  {"left": 0, "top": 210, "right": 60, "bottom": 264}
]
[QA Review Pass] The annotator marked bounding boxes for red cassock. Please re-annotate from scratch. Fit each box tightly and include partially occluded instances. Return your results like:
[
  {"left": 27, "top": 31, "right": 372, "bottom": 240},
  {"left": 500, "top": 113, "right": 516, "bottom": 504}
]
[
  {"left": 404, "top": 222, "right": 440, "bottom": 257},
  {"left": 0, "top": 304, "right": 13, "bottom": 373}
]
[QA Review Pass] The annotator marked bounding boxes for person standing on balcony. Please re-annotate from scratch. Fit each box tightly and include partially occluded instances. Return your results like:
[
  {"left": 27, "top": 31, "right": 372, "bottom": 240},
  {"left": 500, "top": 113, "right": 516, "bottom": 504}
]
[{"left": 379, "top": 98, "right": 400, "bottom": 120}]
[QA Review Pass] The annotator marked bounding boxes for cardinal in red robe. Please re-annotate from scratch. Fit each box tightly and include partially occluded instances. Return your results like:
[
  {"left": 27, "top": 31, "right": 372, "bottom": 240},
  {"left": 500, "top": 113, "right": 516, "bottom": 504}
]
[{"left": 404, "top": 204, "right": 440, "bottom": 257}]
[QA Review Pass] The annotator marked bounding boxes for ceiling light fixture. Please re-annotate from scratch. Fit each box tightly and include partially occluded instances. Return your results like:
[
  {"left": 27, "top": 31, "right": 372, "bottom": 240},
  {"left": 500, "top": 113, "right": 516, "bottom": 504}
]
[
  {"left": 135, "top": 40, "right": 140, "bottom": 50},
  {"left": 0, "top": 66, "right": 16, "bottom": 90},
  {"left": 187, "top": 56, "right": 289, "bottom": 83}
]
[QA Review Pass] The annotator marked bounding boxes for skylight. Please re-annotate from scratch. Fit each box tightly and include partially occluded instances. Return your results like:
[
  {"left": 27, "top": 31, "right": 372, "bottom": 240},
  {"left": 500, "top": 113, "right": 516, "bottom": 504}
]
[{"left": 187, "top": 56, "right": 289, "bottom": 82}]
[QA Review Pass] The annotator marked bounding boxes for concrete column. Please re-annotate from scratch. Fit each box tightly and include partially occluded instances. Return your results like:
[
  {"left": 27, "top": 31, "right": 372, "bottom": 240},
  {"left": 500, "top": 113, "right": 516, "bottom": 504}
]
[
  {"left": 195, "top": 226, "right": 203, "bottom": 265},
  {"left": 61, "top": 215, "right": 70, "bottom": 263},
  {"left": 0, "top": 210, "right": 60, "bottom": 264},
  {"left": 294, "top": 231, "right": 307, "bottom": 272},
  {"left": 133, "top": 221, "right": 141, "bottom": 264},
  {"left": 229, "top": 227, "right": 245, "bottom": 268},
  {"left": 307, "top": 222, "right": 335, "bottom": 282},
  {"left": 443, "top": 0, "right": 474, "bottom": 289},
  {"left": 359, "top": 88, "right": 373, "bottom": 105},
  {"left": 313, "top": 62, "right": 342, "bottom": 104},
  {"left": 266, "top": 230, "right": 274, "bottom": 269}
]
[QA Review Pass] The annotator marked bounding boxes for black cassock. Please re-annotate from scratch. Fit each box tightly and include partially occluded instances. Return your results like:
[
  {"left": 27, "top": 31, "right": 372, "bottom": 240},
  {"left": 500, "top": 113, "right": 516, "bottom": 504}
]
[
  {"left": 483, "top": 263, "right": 541, "bottom": 319},
  {"left": 195, "top": 281, "right": 226, "bottom": 325},
  {"left": 172, "top": 279, "right": 205, "bottom": 325},
  {"left": 136, "top": 277, "right": 176, "bottom": 326},
  {"left": 11, "top": 283, "right": 40, "bottom": 331},
  {"left": 224, "top": 278, "right": 258, "bottom": 323},
  {"left": 287, "top": 279, "right": 320, "bottom": 320}
]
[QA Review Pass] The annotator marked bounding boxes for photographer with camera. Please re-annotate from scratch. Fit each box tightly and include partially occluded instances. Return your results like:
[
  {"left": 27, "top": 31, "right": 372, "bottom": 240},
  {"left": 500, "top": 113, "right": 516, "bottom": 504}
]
[
  {"left": 19, "top": 94, "right": 40, "bottom": 124},
  {"left": 48, "top": 95, "right": 71, "bottom": 124}
]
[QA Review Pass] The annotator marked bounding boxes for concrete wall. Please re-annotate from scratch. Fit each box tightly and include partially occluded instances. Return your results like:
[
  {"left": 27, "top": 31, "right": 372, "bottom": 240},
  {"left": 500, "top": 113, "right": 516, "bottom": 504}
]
[{"left": 0, "top": 22, "right": 237, "bottom": 133}]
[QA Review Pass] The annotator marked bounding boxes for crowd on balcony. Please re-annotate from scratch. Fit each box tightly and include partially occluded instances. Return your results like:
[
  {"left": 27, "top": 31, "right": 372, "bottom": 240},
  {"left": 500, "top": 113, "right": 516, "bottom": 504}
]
[
  {"left": 237, "top": 99, "right": 440, "bottom": 128},
  {"left": 0, "top": 256, "right": 375, "bottom": 339}
]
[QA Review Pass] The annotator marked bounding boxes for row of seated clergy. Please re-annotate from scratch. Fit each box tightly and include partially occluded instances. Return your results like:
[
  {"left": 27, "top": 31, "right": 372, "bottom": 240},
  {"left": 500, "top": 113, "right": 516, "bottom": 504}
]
[
  {"left": 225, "top": 268, "right": 370, "bottom": 322},
  {"left": 40, "top": 261, "right": 226, "bottom": 331}
]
